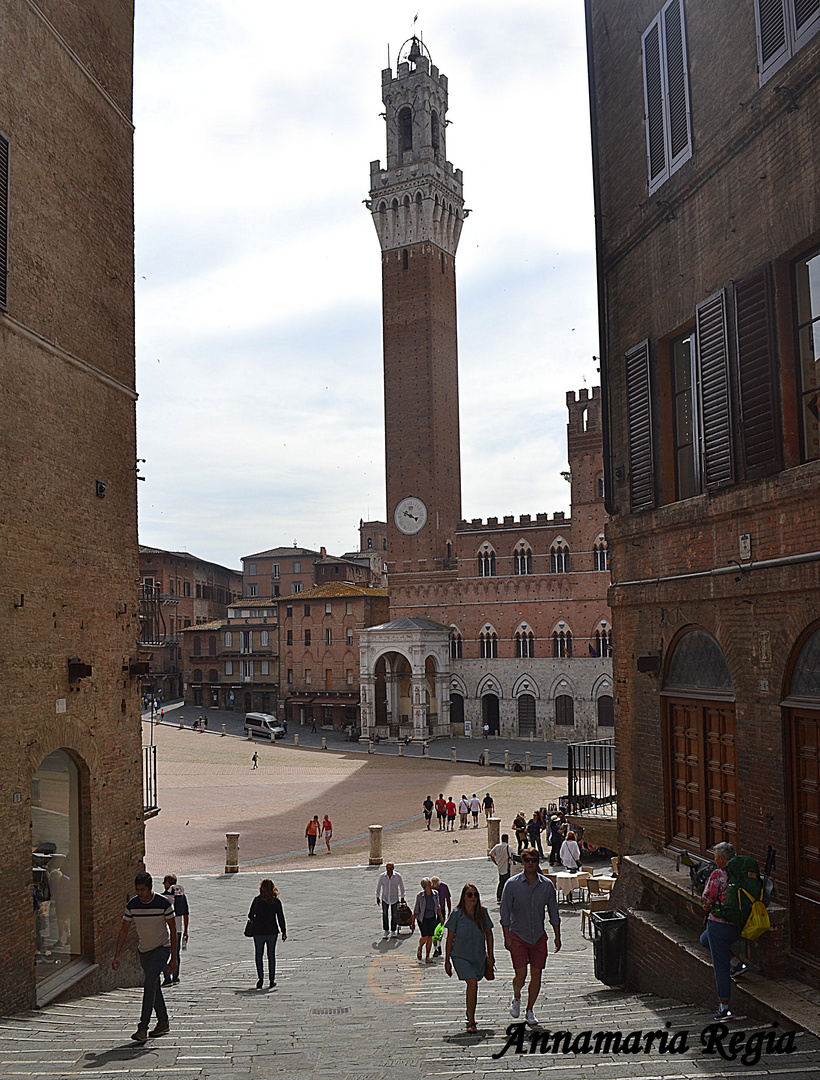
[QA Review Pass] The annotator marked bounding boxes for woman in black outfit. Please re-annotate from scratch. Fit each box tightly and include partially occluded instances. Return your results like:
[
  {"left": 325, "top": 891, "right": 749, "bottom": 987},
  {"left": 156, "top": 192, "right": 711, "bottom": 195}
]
[{"left": 248, "top": 879, "right": 287, "bottom": 989}]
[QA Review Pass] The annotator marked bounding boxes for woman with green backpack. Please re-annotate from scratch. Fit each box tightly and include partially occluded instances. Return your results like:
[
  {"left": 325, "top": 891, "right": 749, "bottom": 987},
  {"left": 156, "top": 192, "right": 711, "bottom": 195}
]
[{"left": 700, "top": 842, "right": 769, "bottom": 1020}]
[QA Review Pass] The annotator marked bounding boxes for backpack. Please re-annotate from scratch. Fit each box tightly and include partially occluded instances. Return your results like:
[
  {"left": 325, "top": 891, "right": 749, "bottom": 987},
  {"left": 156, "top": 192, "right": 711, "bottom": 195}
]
[{"left": 715, "top": 855, "right": 770, "bottom": 940}]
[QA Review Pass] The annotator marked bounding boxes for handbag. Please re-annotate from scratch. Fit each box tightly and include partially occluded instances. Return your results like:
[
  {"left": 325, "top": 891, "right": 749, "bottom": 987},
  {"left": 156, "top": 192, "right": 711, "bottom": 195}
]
[
  {"left": 244, "top": 919, "right": 254, "bottom": 937},
  {"left": 484, "top": 956, "right": 495, "bottom": 981}
]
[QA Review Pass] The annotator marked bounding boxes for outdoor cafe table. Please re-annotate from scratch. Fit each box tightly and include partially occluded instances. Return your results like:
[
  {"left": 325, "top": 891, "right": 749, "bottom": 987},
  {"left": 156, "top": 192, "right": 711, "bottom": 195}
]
[
  {"left": 596, "top": 875, "right": 617, "bottom": 891},
  {"left": 553, "top": 872, "right": 584, "bottom": 903}
]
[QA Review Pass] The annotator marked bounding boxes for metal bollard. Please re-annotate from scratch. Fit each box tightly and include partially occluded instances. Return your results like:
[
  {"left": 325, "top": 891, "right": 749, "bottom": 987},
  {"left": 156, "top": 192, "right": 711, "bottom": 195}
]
[
  {"left": 504, "top": 749, "right": 510, "bottom": 771},
  {"left": 293, "top": 733, "right": 299, "bottom": 746},
  {"left": 451, "top": 746, "right": 457, "bottom": 764},
  {"left": 368, "top": 825, "right": 383, "bottom": 865},
  {"left": 225, "top": 832, "right": 240, "bottom": 874},
  {"left": 525, "top": 751, "right": 531, "bottom": 771}
]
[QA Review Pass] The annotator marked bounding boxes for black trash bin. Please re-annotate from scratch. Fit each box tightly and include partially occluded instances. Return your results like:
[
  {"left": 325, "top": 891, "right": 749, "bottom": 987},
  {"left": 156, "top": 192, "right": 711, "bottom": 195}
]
[{"left": 591, "top": 909, "right": 627, "bottom": 986}]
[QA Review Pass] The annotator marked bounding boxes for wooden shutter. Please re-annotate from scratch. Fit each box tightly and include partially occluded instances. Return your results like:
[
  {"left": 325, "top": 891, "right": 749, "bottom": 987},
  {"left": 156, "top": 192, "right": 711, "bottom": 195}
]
[
  {"left": 664, "top": 0, "right": 691, "bottom": 165},
  {"left": 642, "top": 17, "right": 667, "bottom": 187},
  {"left": 625, "top": 341, "right": 655, "bottom": 511},
  {"left": 734, "top": 265, "right": 782, "bottom": 478},
  {"left": 794, "top": 0, "right": 820, "bottom": 46},
  {"left": 0, "top": 134, "right": 8, "bottom": 311},
  {"left": 696, "top": 290, "right": 734, "bottom": 489}
]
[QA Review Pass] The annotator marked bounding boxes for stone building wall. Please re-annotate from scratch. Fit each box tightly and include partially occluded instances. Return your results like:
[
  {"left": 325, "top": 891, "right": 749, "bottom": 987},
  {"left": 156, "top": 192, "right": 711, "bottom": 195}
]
[{"left": 0, "top": 0, "right": 143, "bottom": 1012}]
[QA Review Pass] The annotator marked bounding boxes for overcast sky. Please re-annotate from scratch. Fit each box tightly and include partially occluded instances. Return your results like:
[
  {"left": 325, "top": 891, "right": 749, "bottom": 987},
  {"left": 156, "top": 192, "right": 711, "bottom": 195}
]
[{"left": 134, "top": 1, "right": 598, "bottom": 571}]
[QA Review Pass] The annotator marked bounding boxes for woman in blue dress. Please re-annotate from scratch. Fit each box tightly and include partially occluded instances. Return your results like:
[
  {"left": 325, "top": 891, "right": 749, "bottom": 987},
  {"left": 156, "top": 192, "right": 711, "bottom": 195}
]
[{"left": 444, "top": 883, "right": 495, "bottom": 1033}]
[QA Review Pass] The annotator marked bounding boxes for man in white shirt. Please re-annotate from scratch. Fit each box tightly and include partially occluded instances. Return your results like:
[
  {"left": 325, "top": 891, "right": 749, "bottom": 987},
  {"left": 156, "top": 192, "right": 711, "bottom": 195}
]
[
  {"left": 489, "top": 832, "right": 517, "bottom": 901},
  {"left": 469, "top": 794, "right": 482, "bottom": 827},
  {"left": 375, "top": 862, "right": 405, "bottom": 938}
]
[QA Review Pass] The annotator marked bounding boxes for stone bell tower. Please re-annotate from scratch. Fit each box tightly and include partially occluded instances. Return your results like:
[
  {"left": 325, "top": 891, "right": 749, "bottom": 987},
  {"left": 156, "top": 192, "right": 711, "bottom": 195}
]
[{"left": 369, "top": 37, "right": 466, "bottom": 584}]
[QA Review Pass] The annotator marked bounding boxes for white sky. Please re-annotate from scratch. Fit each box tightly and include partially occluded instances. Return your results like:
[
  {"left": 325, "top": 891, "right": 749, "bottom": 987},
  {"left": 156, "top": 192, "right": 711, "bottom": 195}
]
[{"left": 134, "top": 0, "right": 598, "bottom": 571}]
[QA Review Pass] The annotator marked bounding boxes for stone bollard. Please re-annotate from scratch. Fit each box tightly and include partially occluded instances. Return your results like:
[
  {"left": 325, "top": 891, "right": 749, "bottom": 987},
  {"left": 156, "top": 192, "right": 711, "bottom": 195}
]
[
  {"left": 179, "top": 718, "right": 184, "bottom": 729},
  {"left": 321, "top": 737, "right": 327, "bottom": 750},
  {"left": 398, "top": 743, "right": 403, "bottom": 756},
  {"left": 487, "top": 815, "right": 501, "bottom": 848},
  {"left": 484, "top": 747, "right": 490, "bottom": 766},
  {"left": 525, "top": 751, "right": 531, "bottom": 771},
  {"left": 221, "top": 723, "right": 226, "bottom": 737},
  {"left": 504, "top": 749, "right": 510, "bottom": 771},
  {"left": 368, "top": 741, "right": 374, "bottom": 754},
  {"left": 451, "top": 746, "right": 457, "bottom": 764},
  {"left": 547, "top": 753, "right": 553, "bottom": 771},
  {"left": 247, "top": 728, "right": 252, "bottom": 740},
  {"left": 293, "top": 733, "right": 299, "bottom": 746},
  {"left": 225, "top": 832, "right": 240, "bottom": 874},
  {"left": 368, "top": 825, "right": 383, "bottom": 865},
  {"left": 423, "top": 743, "right": 429, "bottom": 758}
]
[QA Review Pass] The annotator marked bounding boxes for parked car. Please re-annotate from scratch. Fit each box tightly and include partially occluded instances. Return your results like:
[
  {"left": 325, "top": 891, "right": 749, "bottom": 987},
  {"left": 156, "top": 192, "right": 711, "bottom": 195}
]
[{"left": 244, "top": 712, "right": 285, "bottom": 740}]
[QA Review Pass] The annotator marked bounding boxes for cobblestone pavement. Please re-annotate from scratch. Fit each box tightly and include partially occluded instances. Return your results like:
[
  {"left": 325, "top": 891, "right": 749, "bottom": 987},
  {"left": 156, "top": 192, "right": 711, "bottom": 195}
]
[{"left": 3, "top": 859, "right": 818, "bottom": 1079}]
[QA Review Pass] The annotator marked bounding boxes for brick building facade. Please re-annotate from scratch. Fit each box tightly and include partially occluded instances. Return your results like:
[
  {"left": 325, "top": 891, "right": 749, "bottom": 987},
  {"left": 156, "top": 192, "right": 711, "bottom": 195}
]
[
  {"left": 241, "top": 544, "right": 381, "bottom": 598},
  {"left": 586, "top": 0, "right": 820, "bottom": 988},
  {"left": 139, "top": 546, "right": 242, "bottom": 703},
  {"left": 360, "top": 38, "right": 612, "bottom": 743},
  {"left": 0, "top": 1, "right": 145, "bottom": 1012}
]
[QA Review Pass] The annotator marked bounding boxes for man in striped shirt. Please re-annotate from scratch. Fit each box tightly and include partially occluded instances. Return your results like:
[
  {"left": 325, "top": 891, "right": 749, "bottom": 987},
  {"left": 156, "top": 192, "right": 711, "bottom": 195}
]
[{"left": 112, "top": 871, "right": 178, "bottom": 1043}]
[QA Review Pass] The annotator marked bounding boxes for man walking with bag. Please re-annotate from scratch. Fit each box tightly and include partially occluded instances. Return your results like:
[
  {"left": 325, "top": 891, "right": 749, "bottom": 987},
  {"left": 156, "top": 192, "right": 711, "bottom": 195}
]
[{"left": 489, "top": 833, "right": 517, "bottom": 901}]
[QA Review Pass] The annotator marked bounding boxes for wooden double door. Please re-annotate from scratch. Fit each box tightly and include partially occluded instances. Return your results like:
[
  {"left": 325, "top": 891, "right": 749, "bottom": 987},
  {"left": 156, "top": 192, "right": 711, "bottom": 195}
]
[{"left": 787, "top": 709, "right": 820, "bottom": 965}]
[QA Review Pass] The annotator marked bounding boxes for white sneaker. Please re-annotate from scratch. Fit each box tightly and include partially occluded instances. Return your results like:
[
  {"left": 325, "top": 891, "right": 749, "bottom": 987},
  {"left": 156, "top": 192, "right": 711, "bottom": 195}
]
[
  {"left": 526, "top": 1009, "right": 539, "bottom": 1028},
  {"left": 382, "top": 931, "right": 390, "bottom": 939},
  {"left": 509, "top": 997, "right": 521, "bottom": 1019}
]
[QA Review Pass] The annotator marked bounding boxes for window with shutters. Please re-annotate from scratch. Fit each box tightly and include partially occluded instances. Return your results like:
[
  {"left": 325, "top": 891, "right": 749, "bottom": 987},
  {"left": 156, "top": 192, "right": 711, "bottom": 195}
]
[
  {"left": 756, "top": 0, "right": 820, "bottom": 84},
  {"left": 642, "top": 0, "right": 692, "bottom": 194},
  {"left": 795, "top": 248, "right": 820, "bottom": 462},
  {"left": 0, "top": 134, "right": 7, "bottom": 311},
  {"left": 625, "top": 341, "right": 655, "bottom": 511}
]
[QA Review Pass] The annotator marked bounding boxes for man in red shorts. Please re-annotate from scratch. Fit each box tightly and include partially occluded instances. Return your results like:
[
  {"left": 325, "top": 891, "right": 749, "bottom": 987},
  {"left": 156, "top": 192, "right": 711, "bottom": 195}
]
[{"left": 499, "top": 847, "right": 561, "bottom": 1028}]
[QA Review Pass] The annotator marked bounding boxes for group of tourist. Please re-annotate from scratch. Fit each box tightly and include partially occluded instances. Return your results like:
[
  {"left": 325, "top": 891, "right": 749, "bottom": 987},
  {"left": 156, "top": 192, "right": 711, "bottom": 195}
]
[
  {"left": 304, "top": 814, "right": 333, "bottom": 855},
  {"left": 425, "top": 793, "right": 495, "bottom": 831}
]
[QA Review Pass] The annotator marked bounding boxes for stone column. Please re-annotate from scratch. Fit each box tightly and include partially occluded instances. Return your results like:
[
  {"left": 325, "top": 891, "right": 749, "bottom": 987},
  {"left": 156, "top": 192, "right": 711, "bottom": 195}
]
[
  {"left": 385, "top": 671, "right": 401, "bottom": 732},
  {"left": 436, "top": 672, "right": 451, "bottom": 736},
  {"left": 368, "top": 825, "right": 383, "bottom": 865},
  {"left": 487, "top": 816, "right": 501, "bottom": 848},
  {"left": 360, "top": 674, "right": 376, "bottom": 738},
  {"left": 225, "top": 833, "right": 240, "bottom": 874},
  {"left": 411, "top": 675, "right": 428, "bottom": 740}
]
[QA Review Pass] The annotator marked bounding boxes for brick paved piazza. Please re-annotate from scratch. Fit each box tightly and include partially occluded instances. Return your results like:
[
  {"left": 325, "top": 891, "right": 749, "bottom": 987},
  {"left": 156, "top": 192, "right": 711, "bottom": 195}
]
[
  {"left": 2, "top": 725, "right": 816, "bottom": 1079},
  {"left": 143, "top": 723, "right": 565, "bottom": 877}
]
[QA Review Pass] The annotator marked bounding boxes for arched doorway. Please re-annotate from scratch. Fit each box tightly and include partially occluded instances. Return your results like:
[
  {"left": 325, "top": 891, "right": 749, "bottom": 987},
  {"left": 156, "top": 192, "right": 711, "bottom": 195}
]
[
  {"left": 783, "top": 625, "right": 820, "bottom": 965},
  {"left": 32, "top": 750, "right": 84, "bottom": 983},
  {"left": 663, "top": 629, "right": 736, "bottom": 856},
  {"left": 450, "top": 693, "right": 464, "bottom": 728},
  {"left": 517, "top": 694, "right": 536, "bottom": 737},
  {"left": 482, "top": 693, "right": 500, "bottom": 736}
]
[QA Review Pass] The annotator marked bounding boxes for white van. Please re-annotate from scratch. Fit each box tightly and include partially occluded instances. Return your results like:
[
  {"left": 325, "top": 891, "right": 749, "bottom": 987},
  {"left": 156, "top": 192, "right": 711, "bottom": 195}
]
[{"left": 244, "top": 712, "right": 285, "bottom": 740}]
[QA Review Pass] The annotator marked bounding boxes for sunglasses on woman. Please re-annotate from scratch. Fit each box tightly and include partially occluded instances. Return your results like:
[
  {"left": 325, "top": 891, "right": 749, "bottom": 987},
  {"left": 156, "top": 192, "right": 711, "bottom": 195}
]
[{"left": 464, "top": 891, "right": 478, "bottom": 898}]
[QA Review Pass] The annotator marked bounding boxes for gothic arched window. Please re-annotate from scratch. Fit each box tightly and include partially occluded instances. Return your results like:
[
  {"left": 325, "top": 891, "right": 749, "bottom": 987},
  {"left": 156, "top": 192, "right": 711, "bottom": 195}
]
[
  {"left": 399, "top": 106, "right": 413, "bottom": 152},
  {"left": 480, "top": 631, "right": 498, "bottom": 659},
  {"left": 515, "top": 631, "right": 535, "bottom": 658},
  {"left": 595, "top": 628, "right": 612, "bottom": 657},
  {"left": 553, "top": 630, "right": 572, "bottom": 658},
  {"left": 514, "top": 545, "right": 533, "bottom": 575},
  {"left": 551, "top": 542, "right": 570, "bottom": 573},
  {"left": 594, "top": 539, "right": 609, "bottom": 571},
  {"left": 478, "top": 549, "right": 496, "bottom": 577},
  {"left": 450, "top": 630, "right": 463, "bottom": 660}
]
